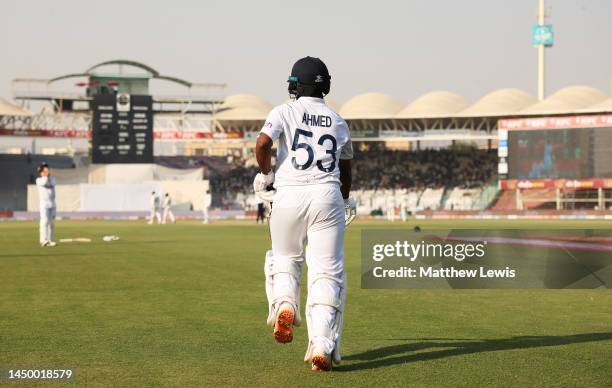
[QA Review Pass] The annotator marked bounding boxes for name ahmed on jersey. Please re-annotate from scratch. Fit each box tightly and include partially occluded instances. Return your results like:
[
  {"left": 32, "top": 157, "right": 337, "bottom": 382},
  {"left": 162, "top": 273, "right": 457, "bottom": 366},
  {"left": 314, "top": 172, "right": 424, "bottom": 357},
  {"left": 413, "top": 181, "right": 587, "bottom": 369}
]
[{"left": 302, "top": 113, "right": 332, "bottom": 128}]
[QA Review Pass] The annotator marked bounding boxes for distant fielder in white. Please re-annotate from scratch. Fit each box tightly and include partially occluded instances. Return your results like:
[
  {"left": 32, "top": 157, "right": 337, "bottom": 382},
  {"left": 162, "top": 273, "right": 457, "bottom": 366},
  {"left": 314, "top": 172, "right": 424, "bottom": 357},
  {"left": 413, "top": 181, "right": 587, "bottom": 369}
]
[
  {"left": 162, "top": 193, "right": 175, "bottom": 224},
  {"left": 386, "top": 193, "right": 396, "bottom": 222},
  {"left": 254, "top": 56, "right": 356, "bottom": 372},
  {"left": 36, "top": 163, "right": 57, "bottom": 247},
  {"left": 400, "top": 193, "right": 408, "bottom": 222},
  {"left": 148, "top": 191, "right": 161, "bottom": 224},
  {"left": 202, "top": 189, "right": 212, "bottom": 224}
]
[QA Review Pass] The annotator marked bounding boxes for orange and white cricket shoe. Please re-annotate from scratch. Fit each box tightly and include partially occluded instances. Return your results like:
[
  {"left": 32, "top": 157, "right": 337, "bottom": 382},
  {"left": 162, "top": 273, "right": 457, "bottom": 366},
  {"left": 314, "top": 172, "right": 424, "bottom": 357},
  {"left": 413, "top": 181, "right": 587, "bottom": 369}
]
[
  {"left": 273, "top": 303, "right": 295, "bottom": 344},
  {"left": 310, "top": 352, "right": 332, "bottom": 372}
]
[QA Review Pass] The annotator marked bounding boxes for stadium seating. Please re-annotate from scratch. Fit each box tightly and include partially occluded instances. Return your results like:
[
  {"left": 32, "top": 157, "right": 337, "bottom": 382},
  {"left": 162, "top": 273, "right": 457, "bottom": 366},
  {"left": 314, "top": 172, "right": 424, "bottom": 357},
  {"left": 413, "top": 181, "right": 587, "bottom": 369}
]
[
  {"left": 490, "top": 188, "right": 561, "bottom": 211},
  {"left": 403, "top": 191, "right": 421, "bottom": 212},
  {"left": 489, "top": 190, "right": 513, "bottom": 211},
  {"left": 521, "top": 188, "right": 558, "bottom": 210},
  {"left": 443, "top": 188, "right": 483, "bottom": 210},
  {"left": 209, "top": 146, "right": 498, "bottom": 212},
  {"left": 418, "top": 188, "right": 445, "bottom": 210},
  {"left": 2, "top": 145, "right": 498, "bottom": 213},
  {"left": 155, "top": 155, "right": 231, "bottom": 178},
  {"left": 351, "top": 146, "right": 497, "bottom": 190}
]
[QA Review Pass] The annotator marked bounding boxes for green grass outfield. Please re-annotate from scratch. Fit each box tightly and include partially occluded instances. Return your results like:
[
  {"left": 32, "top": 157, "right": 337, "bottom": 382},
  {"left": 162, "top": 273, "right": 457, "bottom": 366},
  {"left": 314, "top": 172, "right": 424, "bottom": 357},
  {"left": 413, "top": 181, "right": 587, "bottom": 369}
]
[{"left": 1, "top": 219, "right": 611, "bottom": 387}]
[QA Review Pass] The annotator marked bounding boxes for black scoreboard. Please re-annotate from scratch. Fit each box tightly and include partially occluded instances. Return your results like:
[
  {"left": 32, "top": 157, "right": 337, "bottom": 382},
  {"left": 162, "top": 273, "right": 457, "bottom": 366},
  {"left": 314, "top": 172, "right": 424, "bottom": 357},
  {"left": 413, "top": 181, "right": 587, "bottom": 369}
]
[{"left": 92, "top": 94, "right": 153, "bottom": 164}]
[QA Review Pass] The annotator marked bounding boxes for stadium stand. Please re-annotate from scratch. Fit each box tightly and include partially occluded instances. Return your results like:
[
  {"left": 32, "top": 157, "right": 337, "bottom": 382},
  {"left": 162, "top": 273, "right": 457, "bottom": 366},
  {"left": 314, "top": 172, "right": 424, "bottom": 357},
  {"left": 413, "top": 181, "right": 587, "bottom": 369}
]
[
  {"left": 521, "top": 188, "right": 559, "bottom": 209},
  {"left": 418, "top": 188, "right": 445, "bottom": 211},
  {"left": 489, "top": 189, "right": 518, "bottom": 211},
  {"left": 351, "top": 145, "right": 497, "bottom": 190},
  {"left": 443, "top": 188, "right": 482, "bottom": 210},
  {"left": 0, "top": 98, "right": 32, "bottom": 116},
  {"left": 154, "top": 156, "right": 229, "bottom": 178},
  {"left": 3, "top": 64, "right": 610, "bottom": 218},
  {"left": 210, "top": 165, "right": 258, "bottom": 208},
  {"left": 209, "top": 144, "right": 498, "bottom": 213}
]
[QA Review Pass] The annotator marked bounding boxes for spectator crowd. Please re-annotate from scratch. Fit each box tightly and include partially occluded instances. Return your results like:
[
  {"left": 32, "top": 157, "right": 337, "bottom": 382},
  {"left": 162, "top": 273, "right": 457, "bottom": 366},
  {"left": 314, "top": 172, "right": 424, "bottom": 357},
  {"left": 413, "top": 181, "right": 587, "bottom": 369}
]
[
  {"left": 210, "top": 145, "right": 498, "bottom": 206},
  {"left": 352, "top": 145, "right": 497, "bottom": 190}
]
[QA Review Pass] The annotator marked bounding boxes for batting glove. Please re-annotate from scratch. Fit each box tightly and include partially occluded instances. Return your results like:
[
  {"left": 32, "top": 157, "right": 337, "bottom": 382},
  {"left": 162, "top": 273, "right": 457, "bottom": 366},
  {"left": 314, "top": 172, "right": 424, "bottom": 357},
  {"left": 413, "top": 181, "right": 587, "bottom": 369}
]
[
  {"left": 344, "top": 196, "right": 357, "bottom": 226},
  {"left": 253, "top": 172, "right": 276, "bottom": 202}
]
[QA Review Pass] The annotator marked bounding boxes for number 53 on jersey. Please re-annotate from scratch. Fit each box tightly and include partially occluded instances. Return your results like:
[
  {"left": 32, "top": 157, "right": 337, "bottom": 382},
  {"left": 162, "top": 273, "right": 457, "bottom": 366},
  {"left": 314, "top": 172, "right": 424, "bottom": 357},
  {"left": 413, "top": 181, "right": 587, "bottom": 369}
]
[{"left": 291, "top": 128, "right": 338, "bottom": 172}]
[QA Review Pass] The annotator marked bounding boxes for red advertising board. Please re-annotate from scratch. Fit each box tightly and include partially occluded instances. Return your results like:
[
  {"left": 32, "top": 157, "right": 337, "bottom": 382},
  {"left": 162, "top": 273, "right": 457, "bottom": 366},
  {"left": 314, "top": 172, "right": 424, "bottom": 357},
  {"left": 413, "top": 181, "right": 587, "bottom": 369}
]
[
  {"left": 499, "top": 114, "right": 612, "bottom": 131},
  {"left": 0, "top": 128, "right": 245, "bottom": 140},
  {"left": 0, "top": 128, "right": 90, "bottom": 138}
]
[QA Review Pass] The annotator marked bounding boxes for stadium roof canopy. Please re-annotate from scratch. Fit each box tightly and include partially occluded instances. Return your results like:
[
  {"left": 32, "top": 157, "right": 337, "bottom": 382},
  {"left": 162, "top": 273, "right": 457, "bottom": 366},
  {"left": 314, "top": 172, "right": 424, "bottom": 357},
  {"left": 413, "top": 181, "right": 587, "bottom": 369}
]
[
  {"left": 578, "top": 96, "right": 612, "bottom": 113},
  {"left": 324, "top": 99, "right": 340, "bottom": 111},
  {"left": 0, "top": 99, "right": 31, "bottom": 116},
  {"left": 339, "top": 93, "right": 403, "bottom": 119},
  {"left": 215, "top": 94, "right": 273, "bottom": 121},
  {"left": 222, "top": 86, "right": 607, "bottom": 120},
  {"left": 4, "top": 80, "right": 611, "bottom": 136},
  {"left": 520, "top": 85, "right": 608, "bottom": 115},
  {"left": 208, "top": 86, "right": 610, "bottom": 136},
  {"left": 395, "top": 91, "right": 470, "bottom": 118},
  {"left": 12, "top": 59, "right": 226, "bottom": 112},
  {"left": 44, "top": 59, "right": 227, "bottom": 89},
  {"left": 457, "top": 89, "right": 537, "bottom": 117}
]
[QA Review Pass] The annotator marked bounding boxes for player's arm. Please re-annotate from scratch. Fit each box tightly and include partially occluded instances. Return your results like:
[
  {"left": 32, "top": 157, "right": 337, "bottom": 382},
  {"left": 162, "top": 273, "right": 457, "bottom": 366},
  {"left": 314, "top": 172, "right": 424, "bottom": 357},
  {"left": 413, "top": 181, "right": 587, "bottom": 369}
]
[
  {"left": 339, "top": 131, "right": 354, "bottom": 199},
  {"left": 256, "top": 133, "right": 273, "bottom": 174},
  {"left": 339, "top": 159, "right": 351, "bottom": 199},
  {"left": 253, "top": 108, "right": 282, "bottom": 200},
  {"left": 256, "top": 107, "right": 283, "bottom": 175}
]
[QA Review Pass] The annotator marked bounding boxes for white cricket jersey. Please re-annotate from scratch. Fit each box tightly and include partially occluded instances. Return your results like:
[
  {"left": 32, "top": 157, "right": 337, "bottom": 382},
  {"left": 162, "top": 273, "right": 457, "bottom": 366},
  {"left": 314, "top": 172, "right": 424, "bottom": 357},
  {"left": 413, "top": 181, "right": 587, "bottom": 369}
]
[
  {"left": 151, "top": 195, "right": 160, "bottom": 208},
  {"left": 386, "top": 196, "right": 396, "bottom": 206},
  {"left": 36, "top": 176, "right": 56, "bottom": 209},
  {"left": 163, "top": 196, "right": 172, "bottom": 208},
  {"left": 260, "top": 97, "right": 353, "bottom": 188}
]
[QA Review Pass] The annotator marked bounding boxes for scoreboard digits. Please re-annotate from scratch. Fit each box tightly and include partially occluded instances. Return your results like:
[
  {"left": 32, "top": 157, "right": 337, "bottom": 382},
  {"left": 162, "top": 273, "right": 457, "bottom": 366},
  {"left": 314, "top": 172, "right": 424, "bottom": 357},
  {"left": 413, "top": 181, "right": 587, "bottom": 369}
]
[{"left": 92, "top": 94, "right": 153, "bottom": 164}]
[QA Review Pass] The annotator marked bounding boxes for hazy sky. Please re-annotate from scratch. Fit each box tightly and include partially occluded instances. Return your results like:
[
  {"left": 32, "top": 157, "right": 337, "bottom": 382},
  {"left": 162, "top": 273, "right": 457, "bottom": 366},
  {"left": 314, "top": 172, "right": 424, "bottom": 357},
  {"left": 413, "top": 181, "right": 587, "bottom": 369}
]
[{"left": 1, "top": 0, "right": 610, "bottom": 105}]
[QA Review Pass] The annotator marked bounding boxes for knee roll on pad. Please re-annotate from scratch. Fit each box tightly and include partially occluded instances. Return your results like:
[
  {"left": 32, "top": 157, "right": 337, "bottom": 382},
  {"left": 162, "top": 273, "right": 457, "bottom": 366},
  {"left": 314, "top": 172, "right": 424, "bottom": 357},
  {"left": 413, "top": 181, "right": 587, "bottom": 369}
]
[
  {"left": 307, "top": 277, "right": 343, "bottom": 309},
  {"left": 271, "top": 258, "right": 303, "bottom": 278},
  {"left": 264, "top": 250, "right": 302, "bottom": 327}
]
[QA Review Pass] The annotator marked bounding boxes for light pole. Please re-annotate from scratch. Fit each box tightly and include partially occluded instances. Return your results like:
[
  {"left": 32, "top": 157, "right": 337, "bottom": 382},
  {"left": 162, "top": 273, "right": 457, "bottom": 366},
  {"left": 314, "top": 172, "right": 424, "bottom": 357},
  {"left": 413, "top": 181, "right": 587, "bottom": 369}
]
[{"left": 537, "top": 0, "right": 546, "bottom": 101}]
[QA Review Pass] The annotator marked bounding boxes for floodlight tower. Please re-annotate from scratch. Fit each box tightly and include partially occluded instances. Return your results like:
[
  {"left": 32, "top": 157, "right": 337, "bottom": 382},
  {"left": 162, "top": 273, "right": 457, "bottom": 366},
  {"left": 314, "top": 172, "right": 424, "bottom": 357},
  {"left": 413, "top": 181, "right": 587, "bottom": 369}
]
[
  {"left": 534, "top": 0, "right": 553, "bottom": 101},
  {"left": 537, "top": 0, "right": 545, "bottom": 101}
]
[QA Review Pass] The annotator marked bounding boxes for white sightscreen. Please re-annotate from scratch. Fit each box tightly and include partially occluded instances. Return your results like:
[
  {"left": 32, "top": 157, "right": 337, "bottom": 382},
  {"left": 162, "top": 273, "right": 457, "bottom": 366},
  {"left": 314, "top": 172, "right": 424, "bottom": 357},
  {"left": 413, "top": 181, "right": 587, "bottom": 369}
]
[{"left": 80, "top": 183, "right": 162, "bottom": 211}]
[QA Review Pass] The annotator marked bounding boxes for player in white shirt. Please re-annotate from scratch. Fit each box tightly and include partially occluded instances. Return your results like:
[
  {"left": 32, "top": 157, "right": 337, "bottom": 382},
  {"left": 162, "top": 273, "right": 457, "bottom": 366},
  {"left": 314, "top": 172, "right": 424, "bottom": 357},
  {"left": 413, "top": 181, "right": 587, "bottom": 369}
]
[
  {"left": 36, "top": 163, "right": 57, "bottom": 247},
  {"left": 162, "top": 193, "right": 175, "bottom": 224},
  {"left": 148, "top": 191, "right": 161, "bottom": 224},
  {"left": 386, "top": 193, "right": 396, "bottom": 222},
  {"left": 255, "top": 57, "right": 356, "bottom": 372},
  {"left": 202, "top": 189, "right": 212, "bottom": 224},
  {"left": 400, "top": 193, "right": 409, "bottom": 222}
]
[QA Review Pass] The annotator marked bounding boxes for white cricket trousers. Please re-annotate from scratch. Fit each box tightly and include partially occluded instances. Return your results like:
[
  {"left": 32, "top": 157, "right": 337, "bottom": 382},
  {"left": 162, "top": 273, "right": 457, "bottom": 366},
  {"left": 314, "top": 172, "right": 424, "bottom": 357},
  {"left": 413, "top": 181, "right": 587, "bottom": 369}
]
[
  {"left": 269, "top": 183, "right": 346, "bottom": 356},
  {"left": 162, "top": 207, "right": 175, "bottom": 223},
  {"left": 39, "top": 207, "right": 56, "bottom": 243},
  {"left": 149, "top": 207, "right": 161, "bottom": 224}
]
